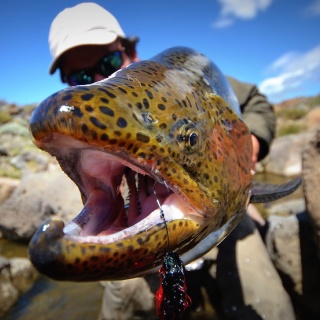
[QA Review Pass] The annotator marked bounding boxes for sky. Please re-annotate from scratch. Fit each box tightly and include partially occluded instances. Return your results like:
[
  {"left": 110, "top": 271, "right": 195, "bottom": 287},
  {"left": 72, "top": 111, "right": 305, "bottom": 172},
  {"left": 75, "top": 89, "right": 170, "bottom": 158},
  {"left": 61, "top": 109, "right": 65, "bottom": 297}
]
[{"left": 1, "top": 0, "right": 319, "bottom": 106}]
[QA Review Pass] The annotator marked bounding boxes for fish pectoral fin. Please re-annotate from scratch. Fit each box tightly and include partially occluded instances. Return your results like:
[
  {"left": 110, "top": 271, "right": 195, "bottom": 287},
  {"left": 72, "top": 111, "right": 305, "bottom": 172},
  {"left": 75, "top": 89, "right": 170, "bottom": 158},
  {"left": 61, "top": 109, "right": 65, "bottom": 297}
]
[{"left": 250, "top": 177, "right": 302, "bottom": 203}]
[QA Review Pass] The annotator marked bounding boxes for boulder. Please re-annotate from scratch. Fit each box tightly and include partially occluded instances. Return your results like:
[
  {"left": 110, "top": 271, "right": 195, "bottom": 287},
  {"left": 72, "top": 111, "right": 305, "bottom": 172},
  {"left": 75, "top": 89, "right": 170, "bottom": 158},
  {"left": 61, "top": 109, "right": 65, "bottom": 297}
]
[
  {"left": 264, "top": 212, "right": 320, "bottom": 319},
  {"left": 0, "top": 177, "right": 19, "bottom": 204},
  {"left": 0, "top": 167, "right": 82, "bottom": 241},
  {"left": 302, "top": 127, "right": 320, "bottom": 256},
  {"left": 263, "top": 132, "right": 313, "bottom": 177},
  {"left": 265, "top": 198, "right": 306, "bottom": 217},
  {"left": 10, "top": 258, "right": 39, "bottom": 293},
  {"left": 0, "top": 256, "right": 38, "bottom": 317}
]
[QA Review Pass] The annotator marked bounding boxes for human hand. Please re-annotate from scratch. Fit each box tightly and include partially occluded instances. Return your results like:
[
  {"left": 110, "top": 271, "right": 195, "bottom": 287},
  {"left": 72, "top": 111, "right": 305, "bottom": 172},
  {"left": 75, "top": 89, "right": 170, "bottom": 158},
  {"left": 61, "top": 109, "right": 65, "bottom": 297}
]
[{"left": 251, "top": 134, "right": 260, "bottom": 171}]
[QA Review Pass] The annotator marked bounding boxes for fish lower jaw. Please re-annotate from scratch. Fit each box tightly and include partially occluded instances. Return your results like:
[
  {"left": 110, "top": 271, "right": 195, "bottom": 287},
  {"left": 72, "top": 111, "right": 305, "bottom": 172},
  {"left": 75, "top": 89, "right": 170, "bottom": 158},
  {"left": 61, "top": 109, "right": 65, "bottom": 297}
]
[{"left": 62, "top": 192, "right": 198, "bottom": 244}]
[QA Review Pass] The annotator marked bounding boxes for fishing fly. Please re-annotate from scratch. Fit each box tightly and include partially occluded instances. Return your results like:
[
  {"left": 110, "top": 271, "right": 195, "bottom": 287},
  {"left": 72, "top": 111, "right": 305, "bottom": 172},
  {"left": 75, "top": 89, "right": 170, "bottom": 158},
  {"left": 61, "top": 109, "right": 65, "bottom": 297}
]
[{"left": 153, "top": 182, "right": 192, "bottom": 320}]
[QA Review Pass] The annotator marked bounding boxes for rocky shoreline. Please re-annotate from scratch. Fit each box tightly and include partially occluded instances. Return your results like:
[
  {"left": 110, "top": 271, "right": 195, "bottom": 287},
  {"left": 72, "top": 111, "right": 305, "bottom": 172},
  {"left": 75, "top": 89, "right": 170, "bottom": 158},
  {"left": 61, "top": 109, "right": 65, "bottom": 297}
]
[{"left": 1, "top": 97, "right": 320, "bottom": 318}]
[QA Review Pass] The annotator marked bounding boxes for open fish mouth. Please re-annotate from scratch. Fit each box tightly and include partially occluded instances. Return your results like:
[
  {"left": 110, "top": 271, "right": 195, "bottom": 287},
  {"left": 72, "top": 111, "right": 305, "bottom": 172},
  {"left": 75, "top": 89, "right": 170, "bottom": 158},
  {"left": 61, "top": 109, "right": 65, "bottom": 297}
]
[
  {"left": 29, "top": 133, "right": 205, "bottom": 281},
  {"left": 43, "top": 134, "right": 202, "bottom": 243}
]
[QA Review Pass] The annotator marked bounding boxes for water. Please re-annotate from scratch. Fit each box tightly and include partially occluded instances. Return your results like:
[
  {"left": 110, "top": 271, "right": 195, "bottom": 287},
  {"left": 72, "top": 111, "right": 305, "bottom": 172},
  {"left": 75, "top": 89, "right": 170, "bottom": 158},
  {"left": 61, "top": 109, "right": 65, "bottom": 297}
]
[
  {"left": 0, "top": 239, "right": 103, "bottom": 320},
  {"left": 3, "top": 278, "right": 102, "bottom": 320}
]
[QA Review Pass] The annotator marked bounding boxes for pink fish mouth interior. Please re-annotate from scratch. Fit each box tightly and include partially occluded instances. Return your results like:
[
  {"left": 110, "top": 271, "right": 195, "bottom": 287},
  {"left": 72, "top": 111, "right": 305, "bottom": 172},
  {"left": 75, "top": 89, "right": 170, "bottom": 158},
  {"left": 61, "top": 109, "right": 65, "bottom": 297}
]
[{"left": 45, "top": 135, "right": 200, "bottom": 242}]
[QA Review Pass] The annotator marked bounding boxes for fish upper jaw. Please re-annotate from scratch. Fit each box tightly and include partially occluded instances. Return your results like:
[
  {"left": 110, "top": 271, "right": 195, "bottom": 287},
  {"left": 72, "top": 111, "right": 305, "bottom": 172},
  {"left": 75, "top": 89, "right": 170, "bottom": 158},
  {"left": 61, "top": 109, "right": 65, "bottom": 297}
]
[{"left": 38, "top": 133, "right": 203, "bottom": 243}]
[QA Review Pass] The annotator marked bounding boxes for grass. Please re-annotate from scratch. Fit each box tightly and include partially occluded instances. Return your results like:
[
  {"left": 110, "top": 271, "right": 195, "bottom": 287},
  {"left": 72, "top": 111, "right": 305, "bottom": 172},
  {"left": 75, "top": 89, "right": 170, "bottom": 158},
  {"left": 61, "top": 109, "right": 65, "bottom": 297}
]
[
  {"left": 277, "top": 123, "right": 306, "bottom": 136},
  {"left": 309, "top": 94, "right": 320, "bottom": 108},
  {"left": 276, "top": 107, "right": 308, "bottom": 120},
  {"left": 0, "top": 111, "right": 12, "bottom": 124}
]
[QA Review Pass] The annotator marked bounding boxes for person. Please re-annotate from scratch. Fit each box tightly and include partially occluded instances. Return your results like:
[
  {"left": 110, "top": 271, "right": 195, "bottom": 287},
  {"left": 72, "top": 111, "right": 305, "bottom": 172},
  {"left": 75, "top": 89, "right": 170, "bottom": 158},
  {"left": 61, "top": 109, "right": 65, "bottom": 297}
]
[{"left": 48, "top": 3, "right": 295, "bottom": 320}]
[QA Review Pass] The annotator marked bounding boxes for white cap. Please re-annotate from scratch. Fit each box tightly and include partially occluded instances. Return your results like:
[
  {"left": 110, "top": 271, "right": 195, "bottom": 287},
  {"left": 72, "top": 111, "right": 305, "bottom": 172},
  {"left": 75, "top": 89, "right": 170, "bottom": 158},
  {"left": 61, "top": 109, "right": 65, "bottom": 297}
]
[{"left": 49, "top": 2, "right": 126, "bottom": 74}]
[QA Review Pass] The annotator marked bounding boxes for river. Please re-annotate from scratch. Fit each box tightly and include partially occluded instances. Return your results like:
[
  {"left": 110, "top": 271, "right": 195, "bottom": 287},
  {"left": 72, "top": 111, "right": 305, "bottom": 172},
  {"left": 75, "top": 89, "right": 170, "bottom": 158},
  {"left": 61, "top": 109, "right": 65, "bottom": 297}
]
[{"left": 0, "top": 239, "right": 103, "bottom": 320}]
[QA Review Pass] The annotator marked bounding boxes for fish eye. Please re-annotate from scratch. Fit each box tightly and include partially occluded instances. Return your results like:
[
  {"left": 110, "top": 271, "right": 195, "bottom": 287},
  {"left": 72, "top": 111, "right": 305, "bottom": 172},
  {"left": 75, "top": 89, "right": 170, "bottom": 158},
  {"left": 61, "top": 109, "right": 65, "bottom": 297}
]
[
  {"left": 175, "top": 120, "right": 201, "bottom": 154},
  {"left": 188, "top": 132, "right": 198, "bottom": 148}
]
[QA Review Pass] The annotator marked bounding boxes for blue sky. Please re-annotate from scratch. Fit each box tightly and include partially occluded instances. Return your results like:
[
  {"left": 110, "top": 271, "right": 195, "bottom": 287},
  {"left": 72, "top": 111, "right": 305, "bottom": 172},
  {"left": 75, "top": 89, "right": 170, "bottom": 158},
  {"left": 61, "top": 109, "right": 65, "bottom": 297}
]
[{"left": 1, "top": 0, "right": 319, "bottom": 106}]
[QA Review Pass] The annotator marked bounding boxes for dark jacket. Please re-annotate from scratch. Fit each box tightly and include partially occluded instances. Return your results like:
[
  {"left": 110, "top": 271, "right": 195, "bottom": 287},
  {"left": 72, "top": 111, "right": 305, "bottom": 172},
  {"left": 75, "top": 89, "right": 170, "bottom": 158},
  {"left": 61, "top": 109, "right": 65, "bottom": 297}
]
[{"left": 227, "top": 76, "right": 276, "bottom": 161}]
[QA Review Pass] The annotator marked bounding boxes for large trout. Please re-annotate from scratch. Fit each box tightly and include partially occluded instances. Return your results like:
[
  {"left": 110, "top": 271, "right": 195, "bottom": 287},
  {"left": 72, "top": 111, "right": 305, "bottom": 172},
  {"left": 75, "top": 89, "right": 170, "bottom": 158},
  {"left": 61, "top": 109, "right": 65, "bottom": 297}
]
[{"left": 28, "top": 47, "right": 301, "bottom": 281}]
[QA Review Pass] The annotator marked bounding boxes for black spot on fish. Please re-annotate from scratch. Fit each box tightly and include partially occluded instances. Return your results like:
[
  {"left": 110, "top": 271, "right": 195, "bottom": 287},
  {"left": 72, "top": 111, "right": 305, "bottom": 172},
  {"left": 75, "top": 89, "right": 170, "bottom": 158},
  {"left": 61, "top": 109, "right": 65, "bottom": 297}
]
[
  {"left": 99, "top": 247, "right": 111, "bottom": 253},
  {"left": 158, "top": 104, "right": 166, "bottom": 111},
  {"left": 137, "top": 132, "right": 150, "bottom": 143},
  {"left": 145, "top": 90, "right": 153, "bottom": 99},
  {"left": 81, "top": 123, "right": 88, "bottom": 133},
  {"left": 100, "top": 97, "right": 109, "bottom": 104},
  {"left": 100, "top": 106, "right": 114, "bottom": 117},
  {"left": 62, "top": 94, "right": 73, "bottom": 101},
  {"left": 159, "top": 123, "right": 167, "bottom": 129},
  {"left": 81, "top": 93, "right": 94, "bottom": 101},
  {"left": 90, "top": 116, "right": 107, "bottom": 129},
  {"left": 72, "top": 107, "right": 83, "bottom": 118},
  {"left": 101, "top": 133, "right": 108, "bottom": 141},
  {"left": 143, "top": 98, "right": 150, "bottom": 109},
  {"left": 117, "top": 117, "right": 127, "bottom": 128},
  {"left": 98, "top": 88, "right": 116, "bottom": 98},
  {"left": 118, "top": 87, "right": 127, "bottom": 94},
  {"left": 85, "top": 105, "right": 93, "bottom": 112}
]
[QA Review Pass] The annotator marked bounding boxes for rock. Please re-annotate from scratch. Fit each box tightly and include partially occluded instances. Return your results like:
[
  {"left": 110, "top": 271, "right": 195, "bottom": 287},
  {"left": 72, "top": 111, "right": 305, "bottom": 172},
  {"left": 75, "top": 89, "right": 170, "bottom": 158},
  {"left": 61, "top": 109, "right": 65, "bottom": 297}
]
[
  {"left": 264, "top": 132, "right": 313, "bottom": 177},
  {"left": 0, "top": 147, "right": 8, "bottom": 156},
  {"left": 10, "top": 150, "right": 49, "bottom": 171},
  {"left": 0, "top": 257, "right": 19, "bottom": 318},
  {"left": 10, "top": 258, "right": 39, "bottom": 293},
  {"left": 264, "top": 212, "right": 320, "bottom": 319},
  {"left": 305, "top": 107, "right": 320, "bottom": 129},
  {"left": 302, "top": 127, "right": 320, "bottom": 256},
  {"left": 0, "top": 177, "right": 19, "bottom": 204},
  {"left": 0, "top": 168, "right": 82, "bottom": 241},
  {"left": 0, "top": 256, "right": 38, "bottom": 317},
  {"left": 266, "top": 198, "right": 306, "bottom": 217},
  {"left": 0, "top": 121, "right": 29, "bottom": 137},
  {"left": 0, "top": 280, "right": 19, "bottom": 318},
  {"left": 265, "top": 215, "right": 302, "bottom": 294},
  {"left": 216, "top": 215, "right": 295, "bottom": 319}
]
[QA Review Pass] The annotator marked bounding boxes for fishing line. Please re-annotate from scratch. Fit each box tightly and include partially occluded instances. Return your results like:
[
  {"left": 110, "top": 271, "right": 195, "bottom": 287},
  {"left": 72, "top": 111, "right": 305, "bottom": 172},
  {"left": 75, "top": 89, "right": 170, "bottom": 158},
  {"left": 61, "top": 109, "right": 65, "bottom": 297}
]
[{"left": 153, "top": 181, "right": 170, "bottom": 251}]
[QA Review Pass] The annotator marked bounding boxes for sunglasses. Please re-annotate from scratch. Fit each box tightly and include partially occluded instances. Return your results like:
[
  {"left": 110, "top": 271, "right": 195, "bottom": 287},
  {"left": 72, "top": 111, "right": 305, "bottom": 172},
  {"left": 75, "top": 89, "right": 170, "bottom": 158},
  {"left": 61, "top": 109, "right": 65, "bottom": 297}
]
[{"left": 62, "top": 51, "right": 123, "bottom": 86}]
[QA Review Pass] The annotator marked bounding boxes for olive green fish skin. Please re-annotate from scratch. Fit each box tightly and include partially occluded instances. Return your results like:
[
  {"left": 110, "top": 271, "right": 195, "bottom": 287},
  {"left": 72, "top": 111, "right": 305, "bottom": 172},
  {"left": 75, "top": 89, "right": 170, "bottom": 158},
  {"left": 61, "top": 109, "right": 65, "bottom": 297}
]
[{"left": 28, "top": 47, "right": 253, "bottom": 281}]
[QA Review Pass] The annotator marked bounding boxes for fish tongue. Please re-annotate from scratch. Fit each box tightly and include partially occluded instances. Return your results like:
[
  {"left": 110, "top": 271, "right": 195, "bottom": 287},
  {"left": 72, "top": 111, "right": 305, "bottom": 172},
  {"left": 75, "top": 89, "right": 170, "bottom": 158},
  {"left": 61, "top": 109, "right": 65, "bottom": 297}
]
[{"left": 71, "top": 188, "right": 124, "bottom": 236}]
